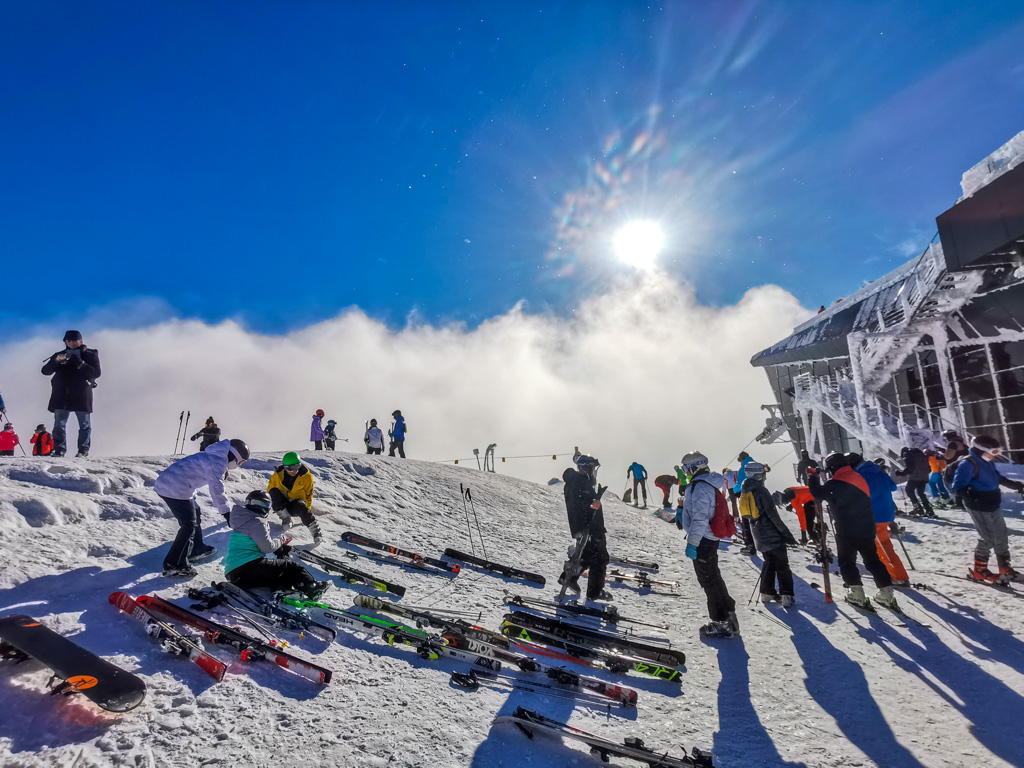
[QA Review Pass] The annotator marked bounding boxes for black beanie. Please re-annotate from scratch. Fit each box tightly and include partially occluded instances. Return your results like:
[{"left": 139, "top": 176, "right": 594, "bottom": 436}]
[{"left": 63, "top": 330, "right": 83, "bottom": 342}]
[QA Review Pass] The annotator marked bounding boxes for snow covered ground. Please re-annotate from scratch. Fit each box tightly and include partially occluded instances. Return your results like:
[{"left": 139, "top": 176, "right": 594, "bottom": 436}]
[{"left": 1, "top": 452, "right": 1023, "bottom": 768}]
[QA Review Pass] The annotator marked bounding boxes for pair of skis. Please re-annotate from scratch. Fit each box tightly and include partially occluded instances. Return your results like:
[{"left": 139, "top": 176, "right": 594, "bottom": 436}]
[
  {"left": 444, "top": 548, "right": 546, "bottom": 585},
  {"left": 341, "top": 531, "right": 459, "bottom": 573},
  {"left": 187, "top": 582, "right": 338, "bottom": 643},
  {"left": 557, "top": 485, "right": 607, "bottom": 602},
  {"left": 502, "top": 592, "right": 668, "bottom": 630},
  {"left": 294, "top": 549, "right": 406, "bottom": 597}
]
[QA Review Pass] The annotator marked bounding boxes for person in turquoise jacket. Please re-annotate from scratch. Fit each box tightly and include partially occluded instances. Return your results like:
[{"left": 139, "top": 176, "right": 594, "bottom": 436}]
[{"left": 224, "top": 490, "right": 327, "bottom": 598}]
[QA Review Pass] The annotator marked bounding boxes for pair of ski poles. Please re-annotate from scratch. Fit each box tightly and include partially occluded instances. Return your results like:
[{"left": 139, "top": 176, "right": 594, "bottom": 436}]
[
  {"left": 460, "top": 483, "right": 487, "bottom": 560},
  {"left": 173, "top": 410, "right": 191, "bottom": 454}
]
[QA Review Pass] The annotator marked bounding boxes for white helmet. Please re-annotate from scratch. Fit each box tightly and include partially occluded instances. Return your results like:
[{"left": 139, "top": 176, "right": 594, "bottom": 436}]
[
  {"left": 745, "top": 462, "right": 767, "bottom": 480},
  {"left": 680, "top": 451, "right": 709, "bottom": 476}
]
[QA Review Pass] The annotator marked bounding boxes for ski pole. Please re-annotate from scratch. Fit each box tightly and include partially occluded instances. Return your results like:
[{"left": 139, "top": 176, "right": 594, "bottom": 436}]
[
  {"left": 747, "top": 569, "right": 764, "bottom": 606},
  {"left": 893, "top": 529, "right": 915, "bottom": 571},
  {"left": 1, "top": 409, "right": 30, "bottom": 456},
  {"left": 466, "top": 486, "right": 487, "bottom": 560},
  {"left": 179, "top": 411, "right": 191, "bottom": 454},
  {"left": 460, "top": 483, "right": 476, "bottom": 557},
  {"left": 174, "top": 410, "right": 184, "bottom": 454}
]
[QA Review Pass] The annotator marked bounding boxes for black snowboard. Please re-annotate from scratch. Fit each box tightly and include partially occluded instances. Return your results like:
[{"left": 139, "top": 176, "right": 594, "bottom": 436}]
[{"left": 0, "top": 614, "right": 147, "bottom": 712}]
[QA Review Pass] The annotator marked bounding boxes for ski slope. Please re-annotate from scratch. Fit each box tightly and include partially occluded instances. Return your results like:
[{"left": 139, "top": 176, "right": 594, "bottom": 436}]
[{"left": 1, "top": 452, "right": 1023, "bottom": 768}]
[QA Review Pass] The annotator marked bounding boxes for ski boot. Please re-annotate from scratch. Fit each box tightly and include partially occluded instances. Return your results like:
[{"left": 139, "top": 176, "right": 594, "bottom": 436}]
[
  {"left": 844, "top": 585, "right": 871, "bottom": 608},
  {"left": 190, "top": 545, "right": 217, "bottom": 564},
  {"left": 873, "top": 586, "right": 899, "bottom": 610},
  {"left": 309, "top": 519, "right": 324, "bottom": 546},
  {"left": 279, "top": 513, "right": 294, "bottom": 532},
  {"left": 997, "top": 554, "right": 1023, "bottom": 584},
  {"left": 738, "top": 545, "right": 756, "bottom": 556},
  {"left": 891, "top": 579, "right": 911, "bottom": 588},
  {"left": 162, "top": 565, "right": 198, "bottom": 579},
  {"left": 304, "top": 580, "right": 330, "bottom": 600},
  {"left": 780, "top": 594, "right": 796, "bottom": 608},
  {"left": 758, "top": 592, "right": 781, "bottom": 604},
  {"left": 799, "top": 531, "right": 808, "bottom": 546},
  {"left": 586, "top": 590, "right": 614, "bottom": 603},
  {"left": 969, "top": 556, "right": 1002, "bottom": 584},
  {"left": 699, "top": 620, "right": 735, "bottom": 639},
  {"left": 726, "top": 611, "right": 740, "bottom": 635}
]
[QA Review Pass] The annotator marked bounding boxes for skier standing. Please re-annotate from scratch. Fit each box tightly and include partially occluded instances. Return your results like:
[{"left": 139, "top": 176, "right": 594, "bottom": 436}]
[
  {"left": 323, "top": 420, "right": 338, "bottom": 451},
  {"left": 310, "top": 410, "right": 325, "bottom": 450},
  {"left": 852, "top": 453, "right": 910, "bottom": 586},
  {"left": 952, "top": 435, "right": 1024, "bottom": 583},
  {"left": 40, "top": 330, "right": 101, "bottom": 457},
  {"left": 796, "top": 450, "right": 819, "bottom": 484},
  {"left": 626, "top": 461, "right": 648, "bottom": 507},
  {"left": 559, "top": 454, "right": 611, "bottom": 602},
  {"left": 926, "top": 451, "right": 950, "bottom": 503},
  {"left": 224, "top": 490, "right": 328, "bottom": 599},
  {"left": 896, "top": 446, "right": 935, "bottom": 517},
  {"left": 676, "top": 450, "right": 738, "bottom": 638},
  {"left": 388, "top": 410, "right": 406, "bottom": 458},
  {"left": 153, "top": 438, "right": 250, "bottom": 578},
  {"left": 0, "top": 423, "right": 18, "bottom": 456},
  {"left": 733, "top": 452, "right": 758, "bottom": 554},
  {"left": 740, "top": 462, "right": 797, "bottom": 605},
  {"left": 266, "top": 452, "right": 323, "bottom": 545},
  {"left": 190, "top": 417, "right": 221, "bottom": 452},
  {"left": 364, "top": 419, "right": 384, "bottom": 455},
  {"left": 654, "top": 473, "right": 679, "bottom": 508},
  {"left": 30, "top": 424, "right": 53, "bottom": 456},
  {"left": 942, "top": 430, "right": 970, "bottom": 508},
  {"left": 808, "top": 452, "right": 896, "bottom": 608}
]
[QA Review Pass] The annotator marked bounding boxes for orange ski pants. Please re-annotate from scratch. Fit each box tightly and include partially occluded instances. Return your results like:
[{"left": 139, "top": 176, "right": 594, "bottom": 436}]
[{"left": 875, "top": 523, "right": 909, "bottom": 582}]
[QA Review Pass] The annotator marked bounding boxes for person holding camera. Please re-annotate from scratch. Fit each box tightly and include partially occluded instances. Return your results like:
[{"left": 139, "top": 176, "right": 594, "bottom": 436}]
[{"left": 40, "top": 330, "right": 101, "bottom": 457}]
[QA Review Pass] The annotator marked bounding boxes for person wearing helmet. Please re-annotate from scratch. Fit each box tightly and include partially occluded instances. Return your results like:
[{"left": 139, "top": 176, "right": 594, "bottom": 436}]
[
  {"left": 796, "top": 450, "right": 819, "bottom": 484},
  {"left": 323, "top": 420, "right": 338, "bottom": 451},
  {"left": 560, "top": 454, "right": 612, "bottom": 602},
  {"left": 676, "top": 450, "right": 738, "bottom": 638},
  {"left": 951, "top": 435, "right": 1024, "bottom": 584},
  {"left": 364, "top": 419, "right": 385, "bottom": 455},
  {"left": 311, "top": 410, "right": 325, "bottom": 451},
  {"left": 850, "top": 453, "right": 910, "bottom": 586},
  {"left": 808, "top": 452, "right": 896, "bottom": 609},
  {"left": 895, "top": 446, "right": 934, "bottom": 518},
  {"left": 41, "top": 330, "right": 101, "bottom": 457},
  {"left": 223, "top": 490, "right": 327, "bottom": 599},
  {"left": 941, "top": 431, "right": 969, "bottom": 507},
  {"left": 267, "top": 452, "right": 322, "bottom": 545},
  {"left": 190, "top": 417, "right": 221, "bottom": 452},
  {"left": 732, "top": 452, "right": 762, "bottom": 555},
  {"left": 31, "top": 424, "right": 54, "bottom": 456},
  {"left": 741, "top": 462, "right": 798, "bottom": 606},
  {"left": 626, "top": 461, "right": 648, "bottom": 508},
  {"left": 388, "top": 410, "right": 406, "bottom": 458},
  {"left": 153, "top": 438, "right": 250, "bottom": 578},
  {"left": 0, "top": 423, "right": 19, "bottom": 456}
]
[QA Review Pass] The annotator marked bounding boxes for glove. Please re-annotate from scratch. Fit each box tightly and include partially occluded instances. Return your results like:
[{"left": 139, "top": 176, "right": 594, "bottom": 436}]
[
  {"left": 274, "top": 544, "right": 293, "bottom": 558},
  {"left": 685, "top": 543, "right": 698, "bottom": 560},
  {"left": 190, "top": 435, "right": 197, "bottom": 441}
]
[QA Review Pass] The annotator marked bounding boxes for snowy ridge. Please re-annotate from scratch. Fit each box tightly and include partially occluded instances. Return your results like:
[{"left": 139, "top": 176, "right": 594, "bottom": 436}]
[{"left": 1, "top": 453, "right": 1024, "bottom": 767}]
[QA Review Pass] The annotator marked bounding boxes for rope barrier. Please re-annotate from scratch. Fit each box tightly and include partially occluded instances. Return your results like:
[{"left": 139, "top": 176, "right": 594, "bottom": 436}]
[{"left": 434, "top": 451, "right": 577, "bottom": 465}]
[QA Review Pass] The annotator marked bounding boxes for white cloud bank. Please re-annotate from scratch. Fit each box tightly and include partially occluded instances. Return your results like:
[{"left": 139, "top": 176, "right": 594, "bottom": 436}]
[{"left": 0, "top": 276, "right": 810, "bottom": 489}]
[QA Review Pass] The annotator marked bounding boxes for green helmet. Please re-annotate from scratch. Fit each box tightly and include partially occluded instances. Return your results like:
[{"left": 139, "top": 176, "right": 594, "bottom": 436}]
[{"left": 282, "top": 451, "right": 301, "bottom": 467}]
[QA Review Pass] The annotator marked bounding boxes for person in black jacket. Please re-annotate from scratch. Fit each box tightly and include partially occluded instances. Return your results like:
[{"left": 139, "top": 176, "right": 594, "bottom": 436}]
[
  {"left": 559, "top": 454, "right": 611, "bottom": 601},
  {"left": 809, "top": 452, "right": 895, "bottom": 609},
  {"left": 896, "top": 446, "right": 934, "bottom": 517},
  {"left": 40, "top": 330, "right": 101, "bottom": 458},
  {"left": 190, "top": 417, "right": 221, "bottom": 452},
  {"left": 741, "top": 463, "right": 798, "bottom": 605},
  {"left": 796, "top": 450, "right": 819, "bottom": 484}
]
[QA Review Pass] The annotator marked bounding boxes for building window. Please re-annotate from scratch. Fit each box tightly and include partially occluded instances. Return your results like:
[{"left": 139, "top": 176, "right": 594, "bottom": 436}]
[
  {"left": 990, "top": 339, "right": 1024, "bottom": 371},
  {"left": 958, "top": 373, "right": 997, "bottom": 403},
  {"left": 996, "top": 368, "right": 1024, "bottom": 398},
  {"left": 951, "top": 346, "right": 989, "bottom": 379}
]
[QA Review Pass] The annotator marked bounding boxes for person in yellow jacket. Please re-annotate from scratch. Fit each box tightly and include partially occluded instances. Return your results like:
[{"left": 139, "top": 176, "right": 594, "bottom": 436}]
[{"left": 267, "top": 452, "right": 322, "bottom": 545}]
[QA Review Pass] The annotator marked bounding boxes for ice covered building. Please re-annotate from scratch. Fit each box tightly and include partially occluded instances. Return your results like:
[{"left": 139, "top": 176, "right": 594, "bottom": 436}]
[{"left": 751, "top": 131, "right": 1024, "bottom": 465}]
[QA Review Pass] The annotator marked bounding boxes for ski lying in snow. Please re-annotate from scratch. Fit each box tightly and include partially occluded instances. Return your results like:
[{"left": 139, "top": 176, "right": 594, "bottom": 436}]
[
  {"left": 295, "top": 549, "right": 406, "bottom": 597},
  {"left": 502, "top": 592, "right": 669, "bottom": 630},
  {"left": 442, "top": 549, "right": 546, "bottom": 585},
  {"left": 137, "top": 595, "right": 331, "bottom": 684},
  {"left": 341, "top": 531, "right": 460, "bottom": 573},
  {"left": 495, "top": 707, "right": 714, "bottom": 768},
  {"left": 607, "top": 569, "right": 678, "bottom": 587},
  {"left": 500, "top": 620, "right": 682, "bottom": 682},
  {"left": 608, "top": 557, "right": 659, "bottom": 573},
  {"left": 0, "top": 612, "right": 148, "bottom": 712},
  {"left": 450, "top": 667, "right": 629, "bottom": 710},
  {"left": 188, "top": 583, "right": 338, "bottom": 643},
  {"left": 110, "top": 591, "right": 226, "bottom": 682},
  {"left": 503, "top": 611, "right": 684, "bottom": 666},
  {"left": 340, "top": 545, "right": 455, "bottom": 576}
]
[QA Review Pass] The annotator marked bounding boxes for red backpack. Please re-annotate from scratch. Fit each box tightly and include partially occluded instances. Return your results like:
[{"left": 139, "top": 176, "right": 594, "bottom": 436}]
[{"left": 692, "top": 478, "right": 736, "bottom": 539}]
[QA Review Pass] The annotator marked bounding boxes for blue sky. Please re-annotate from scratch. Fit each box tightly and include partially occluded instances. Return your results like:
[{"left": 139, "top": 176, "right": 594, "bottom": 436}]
[{"left": 3, "top": 1, "right": 1024, "bottom": 336}]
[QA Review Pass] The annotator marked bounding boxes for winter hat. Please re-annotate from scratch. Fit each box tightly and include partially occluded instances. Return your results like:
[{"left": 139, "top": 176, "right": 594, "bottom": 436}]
[
  {"left": 392, "top": 410, "right": 402, "bottom": 417},
  {"left": 63, "top": 329, "right": 82, "bottom": 342},
  {"left": 2, "top": 423, "right": 11, "bottom": 430},
  {"left": 846, "top": 452, "right": 864, "bottom": 467},
  {"left": 206, "top": 417, "right": 215, "bottom": 424},
  {"left": 35, "top": 424, "right": 45, "bottom": 431},
  {"left": 737, "top": 451, "right": 750, "bottom": 462},
  {"left": 282, "top": 451, "right": 301, "bottom": 466},
  {"left": 972, "top": 435, "right": 1001, "bottom": 453}
]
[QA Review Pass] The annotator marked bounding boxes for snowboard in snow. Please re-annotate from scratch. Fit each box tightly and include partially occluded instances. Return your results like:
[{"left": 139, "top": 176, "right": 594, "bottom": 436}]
[{"left": 0, "top": 614, "right": 147, "bottom": 712}]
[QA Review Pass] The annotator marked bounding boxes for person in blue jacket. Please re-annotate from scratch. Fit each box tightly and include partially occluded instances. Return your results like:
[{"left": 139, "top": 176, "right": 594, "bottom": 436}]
[
  {"left": 626, "top": 461, "right": 648, "bottom": 507},
  {"left": 388, "top": 410, "right": 407, "bottom": 458},
  {"left": 852, "top": 453, "right": 909, "bottom": 586},
  {"left": 952, "top": 435, "right": 1024, "bottom": 583}
]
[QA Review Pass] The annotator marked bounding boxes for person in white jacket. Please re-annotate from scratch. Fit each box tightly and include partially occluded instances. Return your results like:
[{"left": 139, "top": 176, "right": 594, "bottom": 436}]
[
  {"left": 676, "top": 450, "right": 738, "bottom": 638},
  {"left": 153, "top": 438, "right": 249, "bottom": 578}
]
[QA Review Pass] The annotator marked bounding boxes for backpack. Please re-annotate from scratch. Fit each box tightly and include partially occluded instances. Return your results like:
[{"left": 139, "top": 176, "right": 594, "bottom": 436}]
[{"left": 692, "top": 478, "right": 736, "bottom": 539}]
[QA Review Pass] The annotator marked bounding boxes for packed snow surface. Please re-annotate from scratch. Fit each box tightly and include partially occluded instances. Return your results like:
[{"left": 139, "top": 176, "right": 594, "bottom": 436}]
[{"left": 1, "top": 452, "right": 1023, "bottom": 767}]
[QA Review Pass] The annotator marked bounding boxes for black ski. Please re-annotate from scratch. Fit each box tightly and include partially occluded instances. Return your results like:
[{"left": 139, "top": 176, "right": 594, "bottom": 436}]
[
  {"left": 295, "top": 549, "right": 406, "bottom": 597},
  {"left": 340, "top": 531, "right": 460, "bottom": 573},
  {"left": 503, "top": 591, "right": 669, "bottom": 629},
  {"left": 443, "top": 548, "right": 546, "bottom": 585},
  {"left": 557, "top": 485, "right": 606, "bottom": 602},
  {"left": 340, "top": 545, "right": 455, "bottom": 576},
  {"left": 609, "top": 557, "right": 659, "bottom": 572}
]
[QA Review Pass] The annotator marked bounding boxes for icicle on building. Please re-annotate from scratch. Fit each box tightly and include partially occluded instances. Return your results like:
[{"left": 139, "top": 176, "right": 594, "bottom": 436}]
[{"left": 751, "top": 130, "right": 1024, "bottom": 465}]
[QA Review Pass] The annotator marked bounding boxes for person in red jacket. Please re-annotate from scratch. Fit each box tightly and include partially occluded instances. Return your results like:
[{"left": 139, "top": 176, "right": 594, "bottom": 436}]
[
  {"left": 778, "top": 485, "right": 818, "bottom": 544},
  {"left": 0, "top": 423, "right": 19, "bottom": 456},
  {"left": 30, "top": 424, "right": 53, "bottom": 456}
]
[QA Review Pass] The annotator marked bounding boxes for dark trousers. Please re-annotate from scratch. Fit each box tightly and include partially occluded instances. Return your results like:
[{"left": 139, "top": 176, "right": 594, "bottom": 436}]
[
  {"left": 160, "top": 495, "right": 205, "bottom": 570},
  {"left": 325, "top": 440, "right": 336, "bottom": 451},
  {"left": 806, "top": 503, "right": 820, "bottom": 542},
  {"left": 741, "top": 516, "right": 754, "bottom": 547},
  {"left": 582, "top": 534, "right": 610, "bottom": 599},
  {"left": 692, "top": 537, "right": 735, "bottom": 621},
  {"left": 655, "top": 482, "right": 672, "bottom": 506},
  {"left": 389, "top": 439, "right": 405, "bottom": 458},
  {"left": 226, "top": 558, "right": 317, "bottom": 594},
  {"left": 367, "top": 446, "right": 382, "bottom": 455},
  {"left": 631, "top": 478, "right": 647, "bottom": 505},
  {"left": 905, "top": 481, "right": 932, "bottom": 511},
  {"left": 0, "top": 450, "right": 12, "bottom": 456},
  {"left": 268, "top": 490, "right": 315, "bottom": 527},
  {"left": 760, "top": 546, "right": 794, "bottom": 596},
  {"left": 313, "top": 440, "right": 323, "bottom": 451},
  {"left": 835, "top": 535, "right": 892, "bottom": 589}
]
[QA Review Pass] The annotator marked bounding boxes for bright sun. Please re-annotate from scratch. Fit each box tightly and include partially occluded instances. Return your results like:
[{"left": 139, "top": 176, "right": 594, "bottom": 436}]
[{"left": 614, "top": 220, "right": 664, "bottom": 270}]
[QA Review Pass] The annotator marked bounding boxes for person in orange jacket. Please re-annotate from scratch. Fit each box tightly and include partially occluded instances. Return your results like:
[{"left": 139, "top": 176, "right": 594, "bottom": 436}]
[
  {"left": 0, "top": 423, "right": 20, "bottom": 456},
  {"left": 926, "top": 450, "right": 950, "bottom": 503},
  {"left": 31, "top": 424, "right": 53, "bottom": 456}
]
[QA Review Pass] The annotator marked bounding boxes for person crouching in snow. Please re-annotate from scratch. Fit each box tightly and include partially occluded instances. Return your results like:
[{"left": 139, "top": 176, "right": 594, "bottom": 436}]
[
  {"left": 153, "top": 438, "right": 250, "bottom": 578},
  {"left": 777, "top": 485, "right": 817, "bottom": 544},
  {"left": 676, "top": 450, "right": 738, "bottom": 638},
  {"left": 952, "top": 435, "right": 1024, "bottom": 584},
  {"left": 654, "top": 473, "right": 679, "bottom": 508},
  {"left": 741, "top": 462, "right": 797, "bottom": 606},
  {"left": 267, "top": 452, "right": 323, "bottom": 545},
  {"left": 808, "top": 452, "right": 896, "bottom": 609},
  {"left": 310, "top": 409, "right": 325, "bottom": 450},
  {"left": 223, "top": 490, "right": 328, "bottom": 600}
]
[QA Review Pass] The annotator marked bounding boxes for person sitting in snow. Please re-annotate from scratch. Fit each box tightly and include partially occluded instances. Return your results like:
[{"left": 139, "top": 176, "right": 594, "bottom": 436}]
[
  {"left": 190, "top": 417, "right": 221, "bottom": 452},
  {"left": 741, "top": 462, "right": 797, "bottom": 606},
  {"left": 0, "top": 423, "right": 19, "bottom": 456},
  {"left": 153, "top": 438, "right": 250, "bottom": 578},
  {"left": 31, "top": 424, "right": 53, "bottom": 456},
  {"left": 223, "top": 490, "right": 327, "bottom": 599},
  {"left": 267, "top": 452, "right": 323, "bottom": 545}
]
